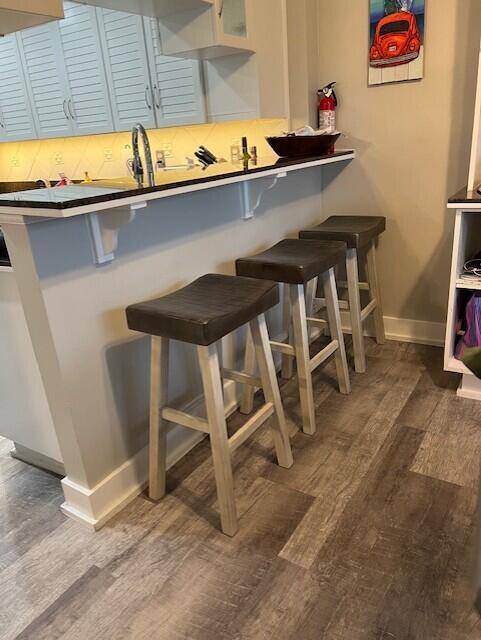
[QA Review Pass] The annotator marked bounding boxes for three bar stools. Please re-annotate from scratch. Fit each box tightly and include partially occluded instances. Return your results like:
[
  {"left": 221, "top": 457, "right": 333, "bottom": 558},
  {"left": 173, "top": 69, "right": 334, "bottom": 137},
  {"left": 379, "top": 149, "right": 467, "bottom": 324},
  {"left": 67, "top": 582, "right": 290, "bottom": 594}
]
[
  {"left": 236, "top": 239, "right": 351, "bottom": 437},
  {"left": 126, "top": 273, "right": 293, "bottom": 537},
  {"left": 300, "top": 216, "right": 386, "bottom": 373}
]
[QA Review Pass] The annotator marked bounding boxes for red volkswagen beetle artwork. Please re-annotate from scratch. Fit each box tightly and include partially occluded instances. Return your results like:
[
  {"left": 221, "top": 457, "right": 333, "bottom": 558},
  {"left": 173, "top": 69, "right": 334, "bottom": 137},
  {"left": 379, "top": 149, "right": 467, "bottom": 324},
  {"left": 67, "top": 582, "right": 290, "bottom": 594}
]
[{"left": 370, "top": 10, "right": 421, "bottom": 68}]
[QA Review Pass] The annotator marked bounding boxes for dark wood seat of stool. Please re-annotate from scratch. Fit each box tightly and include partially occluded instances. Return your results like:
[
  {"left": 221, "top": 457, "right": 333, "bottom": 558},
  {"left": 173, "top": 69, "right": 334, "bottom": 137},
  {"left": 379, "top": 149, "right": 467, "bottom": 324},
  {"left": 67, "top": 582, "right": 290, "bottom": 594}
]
[
  {"left": 235, "top": 239, "right": 347, "bottom": 285},
  {"left": 300, "top": 216, "right": 386, "bottom": 249},
  {"left": 126, "top": 274, "right": 279, "bottom": 346}
]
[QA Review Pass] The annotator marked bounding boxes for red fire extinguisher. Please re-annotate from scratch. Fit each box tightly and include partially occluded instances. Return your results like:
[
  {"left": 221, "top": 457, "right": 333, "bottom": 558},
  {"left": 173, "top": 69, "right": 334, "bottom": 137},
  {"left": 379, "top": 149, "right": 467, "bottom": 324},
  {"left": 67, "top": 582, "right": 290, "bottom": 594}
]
[{"left": 318, "top": 82, "right": 338, "bottom": 132}]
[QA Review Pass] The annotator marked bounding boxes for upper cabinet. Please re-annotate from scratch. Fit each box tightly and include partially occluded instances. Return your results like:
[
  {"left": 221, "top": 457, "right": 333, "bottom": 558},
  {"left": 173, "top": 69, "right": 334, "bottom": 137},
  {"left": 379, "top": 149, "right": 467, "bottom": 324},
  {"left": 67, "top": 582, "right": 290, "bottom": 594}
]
[
  {"left": 157, "top": 0, "right": 253, "bottom": 59},
  {"left": 96, "top": 9, "right": 205, "bottom": 131},
  {"left": 0, "top": 34, "right": 37, "bottom": 141},
  {"left": 96, "top": 9, "right": 157, "bottom": 131},
  {"left": 144, "top": 18, "right": 206, "bottom": 127},
  {"left": 57, "top": 2, "right": 114, "bottom": 135},
  {"left": 17, "top": 23, "right": 74, "bottom": 139},
  {"left": 17, "top": 3, "right": 114, "bottom": 139},
  {"left": 0, "top": 0, "right": 64, "bottom": 36}
]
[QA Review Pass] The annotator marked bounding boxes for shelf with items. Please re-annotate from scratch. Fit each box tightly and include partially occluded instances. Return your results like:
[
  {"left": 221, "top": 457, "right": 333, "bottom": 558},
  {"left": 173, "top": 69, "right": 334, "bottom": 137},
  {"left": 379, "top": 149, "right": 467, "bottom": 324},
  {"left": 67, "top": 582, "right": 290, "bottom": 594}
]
[
  {"left": 455, "top": 277, "right": 481, "bottom": 291},
  {"left": 444, "top": 207, "right": 481, "bottom": 400}
]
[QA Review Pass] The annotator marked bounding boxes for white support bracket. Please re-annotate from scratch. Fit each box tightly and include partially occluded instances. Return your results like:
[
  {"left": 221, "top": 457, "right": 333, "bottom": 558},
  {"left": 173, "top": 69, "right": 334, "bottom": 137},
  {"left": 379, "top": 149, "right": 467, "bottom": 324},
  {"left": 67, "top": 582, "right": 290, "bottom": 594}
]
[
  {"left": 86, "top": 201, "right": 147, "bottom": 265},
  {"left": 239, "top": 172, "right": 288, "bottom": 220}
]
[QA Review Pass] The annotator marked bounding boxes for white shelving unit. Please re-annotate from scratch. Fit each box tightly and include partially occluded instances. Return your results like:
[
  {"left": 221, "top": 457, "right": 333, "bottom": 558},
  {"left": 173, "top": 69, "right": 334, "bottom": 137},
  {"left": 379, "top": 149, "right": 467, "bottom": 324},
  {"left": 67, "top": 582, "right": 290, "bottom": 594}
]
[
  {"left": 444, "top": 32, "right": 481, "bottom": 400},
  {"left": 445, "top": 205, "right": 481, "bottom": 399}
]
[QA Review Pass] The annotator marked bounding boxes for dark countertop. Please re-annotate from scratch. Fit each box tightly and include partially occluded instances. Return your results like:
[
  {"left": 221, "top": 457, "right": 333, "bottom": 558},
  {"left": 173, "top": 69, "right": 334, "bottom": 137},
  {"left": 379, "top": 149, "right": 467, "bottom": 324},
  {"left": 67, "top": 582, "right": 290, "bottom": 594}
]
[
  {"left": 449, "top": 185, "right": 481, "bottom": 204},
  {"left": 0, "top": 151, "right": 354, "bottom": 211}
]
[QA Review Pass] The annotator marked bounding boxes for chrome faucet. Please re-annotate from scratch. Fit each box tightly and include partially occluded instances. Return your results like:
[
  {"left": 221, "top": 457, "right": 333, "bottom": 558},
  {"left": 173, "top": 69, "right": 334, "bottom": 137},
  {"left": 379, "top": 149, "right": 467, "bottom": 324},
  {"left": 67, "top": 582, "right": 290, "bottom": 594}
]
[{"left": 131, "top": 123, "right": 155, "bottom": 188}]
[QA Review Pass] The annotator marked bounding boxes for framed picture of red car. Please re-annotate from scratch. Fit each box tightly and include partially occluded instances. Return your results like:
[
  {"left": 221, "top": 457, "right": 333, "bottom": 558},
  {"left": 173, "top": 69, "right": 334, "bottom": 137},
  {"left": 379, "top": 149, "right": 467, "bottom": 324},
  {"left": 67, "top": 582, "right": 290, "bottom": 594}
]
[{"left": 369, "top": 0, "right": 425, "bottom": 86}]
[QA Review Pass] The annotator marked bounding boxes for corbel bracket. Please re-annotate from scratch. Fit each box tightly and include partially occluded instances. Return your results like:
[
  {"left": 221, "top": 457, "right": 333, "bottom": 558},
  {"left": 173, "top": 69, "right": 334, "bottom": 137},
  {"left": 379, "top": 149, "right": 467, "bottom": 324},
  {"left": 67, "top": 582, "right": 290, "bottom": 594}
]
[
  {"left": 86, "top": 201, "right": 147, "bottom": 266},
  {"left": 240, "top": 172, "right": 288, "bottom": 220}
]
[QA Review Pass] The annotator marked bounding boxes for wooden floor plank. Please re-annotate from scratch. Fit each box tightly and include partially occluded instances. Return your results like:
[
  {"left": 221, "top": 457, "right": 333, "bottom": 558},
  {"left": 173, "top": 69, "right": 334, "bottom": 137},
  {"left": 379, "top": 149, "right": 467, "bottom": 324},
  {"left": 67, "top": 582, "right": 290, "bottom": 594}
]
[
  {"left": 411, "top": 393, "right": 481, "bottom": 487},
  {"left": 279, "top": 361, "right": 422, "bottom": 569}
]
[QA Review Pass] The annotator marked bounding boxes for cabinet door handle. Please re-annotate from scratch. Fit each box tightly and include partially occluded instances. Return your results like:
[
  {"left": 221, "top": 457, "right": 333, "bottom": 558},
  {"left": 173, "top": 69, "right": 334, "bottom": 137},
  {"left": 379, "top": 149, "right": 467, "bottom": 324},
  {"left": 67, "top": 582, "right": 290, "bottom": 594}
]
[
  {"left": 153, "top": 84, "right": 161, "bottom": 109},
  {"left": 145, "top": 86, "right": 153, "bottom": 110},
  {"left": 63, "top": 99, "right": 70, "bottom": 120},
  {"left": 68, "top": 99, "right": 76, "bottom": 120},
  {"left": 218, "top": 0, "right": 224, "bottom": 18}
]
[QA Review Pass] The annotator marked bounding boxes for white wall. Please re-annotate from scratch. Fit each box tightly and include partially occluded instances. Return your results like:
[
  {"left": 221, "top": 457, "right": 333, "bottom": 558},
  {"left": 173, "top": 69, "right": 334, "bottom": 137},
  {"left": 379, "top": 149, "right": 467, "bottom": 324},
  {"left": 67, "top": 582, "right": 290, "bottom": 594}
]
[{"left": 318, "top": 0, "right": 481, "bottom": 325}]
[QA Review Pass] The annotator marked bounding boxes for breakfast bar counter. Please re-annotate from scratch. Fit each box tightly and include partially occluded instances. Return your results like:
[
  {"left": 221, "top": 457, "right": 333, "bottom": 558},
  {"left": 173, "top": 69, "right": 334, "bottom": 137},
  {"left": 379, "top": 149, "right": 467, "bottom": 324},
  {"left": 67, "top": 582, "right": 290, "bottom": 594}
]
[{"left": 0, "top": 149, "right": 354, "bottom": 528}]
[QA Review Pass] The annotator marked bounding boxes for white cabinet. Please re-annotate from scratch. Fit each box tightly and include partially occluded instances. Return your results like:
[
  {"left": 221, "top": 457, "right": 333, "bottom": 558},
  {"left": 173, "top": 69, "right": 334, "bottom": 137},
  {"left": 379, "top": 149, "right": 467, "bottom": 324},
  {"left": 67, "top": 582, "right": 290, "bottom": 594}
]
[
  {"left": 17, "top": 3, "right": 114, "bottom": 138},
  {"left": 17, "top": 23, "right": 74, "bottom": 138},
  {"left": 144, "top": 18, "right": 205, "bottom": 127},
  {"left": 58, "top": 1, "right": 114, "bottom": 135},
  {"left": 157, "top": 0, "right": 253, "bottom": 59},
  {"left": 97, "top": 9, "right": 157, "bottom": 131},
  {"left": 0, "top": 34, "right": 37, "bottom": 141},
  {"left": 97, "top": 9, "right": 205, "bottom": 131}
]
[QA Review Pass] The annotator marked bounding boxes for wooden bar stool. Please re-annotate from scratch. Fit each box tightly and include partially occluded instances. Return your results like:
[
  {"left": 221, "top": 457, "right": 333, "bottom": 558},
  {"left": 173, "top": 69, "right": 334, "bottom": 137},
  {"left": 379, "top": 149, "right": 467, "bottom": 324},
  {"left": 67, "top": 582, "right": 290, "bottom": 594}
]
[
  {"left": 236, "top": 239, "right": 351, "bottom": 437},
  {"left": 300, "top": 216, "right": 386, "bottom": 374},
  {"left": 126, "top": 274, "right": 293, "bottom": 537}
]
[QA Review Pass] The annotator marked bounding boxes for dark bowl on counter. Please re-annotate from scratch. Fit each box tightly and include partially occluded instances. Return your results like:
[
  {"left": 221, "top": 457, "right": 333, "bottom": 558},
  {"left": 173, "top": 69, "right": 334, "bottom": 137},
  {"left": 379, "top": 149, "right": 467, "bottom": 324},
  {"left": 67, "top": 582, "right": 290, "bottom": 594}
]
[{"left": 266, "top": 133, "right": 341, "bottom": 158}]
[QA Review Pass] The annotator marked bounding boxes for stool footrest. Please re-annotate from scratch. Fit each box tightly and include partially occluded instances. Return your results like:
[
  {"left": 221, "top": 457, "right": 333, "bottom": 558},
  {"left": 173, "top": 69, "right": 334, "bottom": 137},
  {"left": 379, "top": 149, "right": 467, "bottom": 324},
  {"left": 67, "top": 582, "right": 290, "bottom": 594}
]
[
  {"left": 314, "top": 297, "right": 350, "bottom": 311},
  {"left": 310, "top": 339, "right": 339, "bottom": 372},
  {"left": 228, "top": 402, "right": 274, "bottom": 453},
  {"left": 221, "top": 368, "right": 261, "bottom": 388},
  {"left": 338, "top": 281, "right": 370, "bottom": 291},
  {"left": 360, "top": 298, "right": 378, "bottom": 322},
  {"left": 271, "top": 341, "right": 295, "bottom": 357},
  {"left": 306, "top": 316, "right": 328, "bottom": 328},
  {"left": 161, "top": 407, "right": 210, "bottom": 434}
]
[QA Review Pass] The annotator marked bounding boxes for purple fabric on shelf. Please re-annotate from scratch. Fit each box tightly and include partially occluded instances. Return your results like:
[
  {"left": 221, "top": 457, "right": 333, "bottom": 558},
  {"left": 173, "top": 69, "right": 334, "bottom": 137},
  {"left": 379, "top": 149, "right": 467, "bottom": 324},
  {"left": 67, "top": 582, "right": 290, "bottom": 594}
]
[{"left": 455, "top": 292, "right": 481, "bottom": 359}]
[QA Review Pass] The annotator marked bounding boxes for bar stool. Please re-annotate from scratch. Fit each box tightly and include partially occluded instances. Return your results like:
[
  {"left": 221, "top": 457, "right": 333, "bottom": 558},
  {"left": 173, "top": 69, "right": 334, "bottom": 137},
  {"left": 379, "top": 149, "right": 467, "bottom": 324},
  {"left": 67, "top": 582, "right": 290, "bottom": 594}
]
[
  {"left": 300, "top": 216, "right": 386, "bottom": 374},
  {"left": 126, "top": 274, "right": 293, "bottom": 537},
  {"left": 236, "top": 239, "right": 351, "bottom": 437}
]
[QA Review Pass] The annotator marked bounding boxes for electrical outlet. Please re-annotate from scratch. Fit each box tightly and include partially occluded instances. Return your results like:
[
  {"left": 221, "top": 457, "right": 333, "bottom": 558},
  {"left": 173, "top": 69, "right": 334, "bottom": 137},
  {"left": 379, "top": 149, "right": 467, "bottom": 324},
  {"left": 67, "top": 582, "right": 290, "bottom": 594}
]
[
  {"left": 10, "top": 155, "right": 19, "bottom": 168},
  {"left": 159, "top": 142, "right": 173, "bottom": 158},
  {"left": 54, "top": 152, "right": 63, "bottom": 166},
  {"left": 103, "top": 148, "right": 113, "bottom": 162},
  {"left": 156, "top": 150, "right": 166, "bottom": 169}
]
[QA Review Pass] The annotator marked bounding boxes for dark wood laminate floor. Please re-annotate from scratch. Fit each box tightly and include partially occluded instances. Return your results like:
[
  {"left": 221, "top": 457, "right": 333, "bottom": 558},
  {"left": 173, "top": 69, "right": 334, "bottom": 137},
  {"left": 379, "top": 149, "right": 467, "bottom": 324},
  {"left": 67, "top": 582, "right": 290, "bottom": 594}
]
[{"left": 1, "top": 340, "right": 481, "bottom": 640}]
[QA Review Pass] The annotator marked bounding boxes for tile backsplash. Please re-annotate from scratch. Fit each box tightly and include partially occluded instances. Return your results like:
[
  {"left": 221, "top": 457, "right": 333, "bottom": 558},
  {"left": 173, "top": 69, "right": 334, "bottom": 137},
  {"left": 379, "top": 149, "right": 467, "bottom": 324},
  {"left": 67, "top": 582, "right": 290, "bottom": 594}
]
[{"left": 0, "top": 119, "right": 287, "bottom": 183}]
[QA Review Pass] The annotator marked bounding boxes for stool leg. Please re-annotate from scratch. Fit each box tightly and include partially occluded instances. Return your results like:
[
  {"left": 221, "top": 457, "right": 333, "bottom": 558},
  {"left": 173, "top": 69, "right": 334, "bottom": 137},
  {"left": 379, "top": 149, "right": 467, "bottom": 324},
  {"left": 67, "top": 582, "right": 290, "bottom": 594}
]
[
  {"left": 281, "top": 283, "right": 294, "bottom": 379},
  {"left": 250, "top": 314, "right": 293, "bottom": 469},
  {"left": 290, "top": 283, "right": 316, "bottom": 436},
  {"left": 346, "top": 248, "right": 367, "bottom": 373},
  {"left": 239, "top": 329, "right": 256, "bottom": 415},
  {"left": 149, "top": 336, "right": 169, "bottom": 501},
  {"left": 366, "top": 239, "right": 386, "bottom": 345},
  {"left": 323, "top": 268, "right": 351, "bottom": 395},
  {"left": 197, "top": 343, "right": 238, "bottom": 537},
  {"left": 305, "top": 277, "right": 318, "bottom": 341}
]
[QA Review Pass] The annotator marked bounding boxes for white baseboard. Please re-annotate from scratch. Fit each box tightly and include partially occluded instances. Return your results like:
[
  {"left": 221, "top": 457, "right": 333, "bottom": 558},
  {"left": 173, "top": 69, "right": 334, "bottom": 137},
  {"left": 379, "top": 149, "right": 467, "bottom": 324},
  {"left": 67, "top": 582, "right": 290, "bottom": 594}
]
[
  {"left": 11, "top": 443, "right": 65, "bottom": 476},
  {"left": 457, "top": 373, "right": 481, "bottom": 401},
  {"left": 383, "top": 316, "right": 446, "bottom": 347},
  {"left": 339, "top": 311, "right": 446, "bottom": 348},
  {"left": 60, "top": 379, "right": 239, "bottom": 530}
]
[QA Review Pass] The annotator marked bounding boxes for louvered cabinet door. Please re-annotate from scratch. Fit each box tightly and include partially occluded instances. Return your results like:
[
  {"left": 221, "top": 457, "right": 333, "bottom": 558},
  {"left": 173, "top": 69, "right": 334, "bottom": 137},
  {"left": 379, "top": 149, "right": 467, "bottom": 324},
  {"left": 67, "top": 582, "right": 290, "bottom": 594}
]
[
  {"left": 144, "top": 18, "right": 206, "bottom": 128},
  {"left": 58, "top": 2, "right": 114, "bottom": 136},
  {"left": 0, "top": 34, "right": 37, "bottom": 141},
  {"left": 16, "top": 23, "right": 74, "bottom": 139},
  {"left": 97, "top": 8, "right": 156, "bottom": 132}
]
